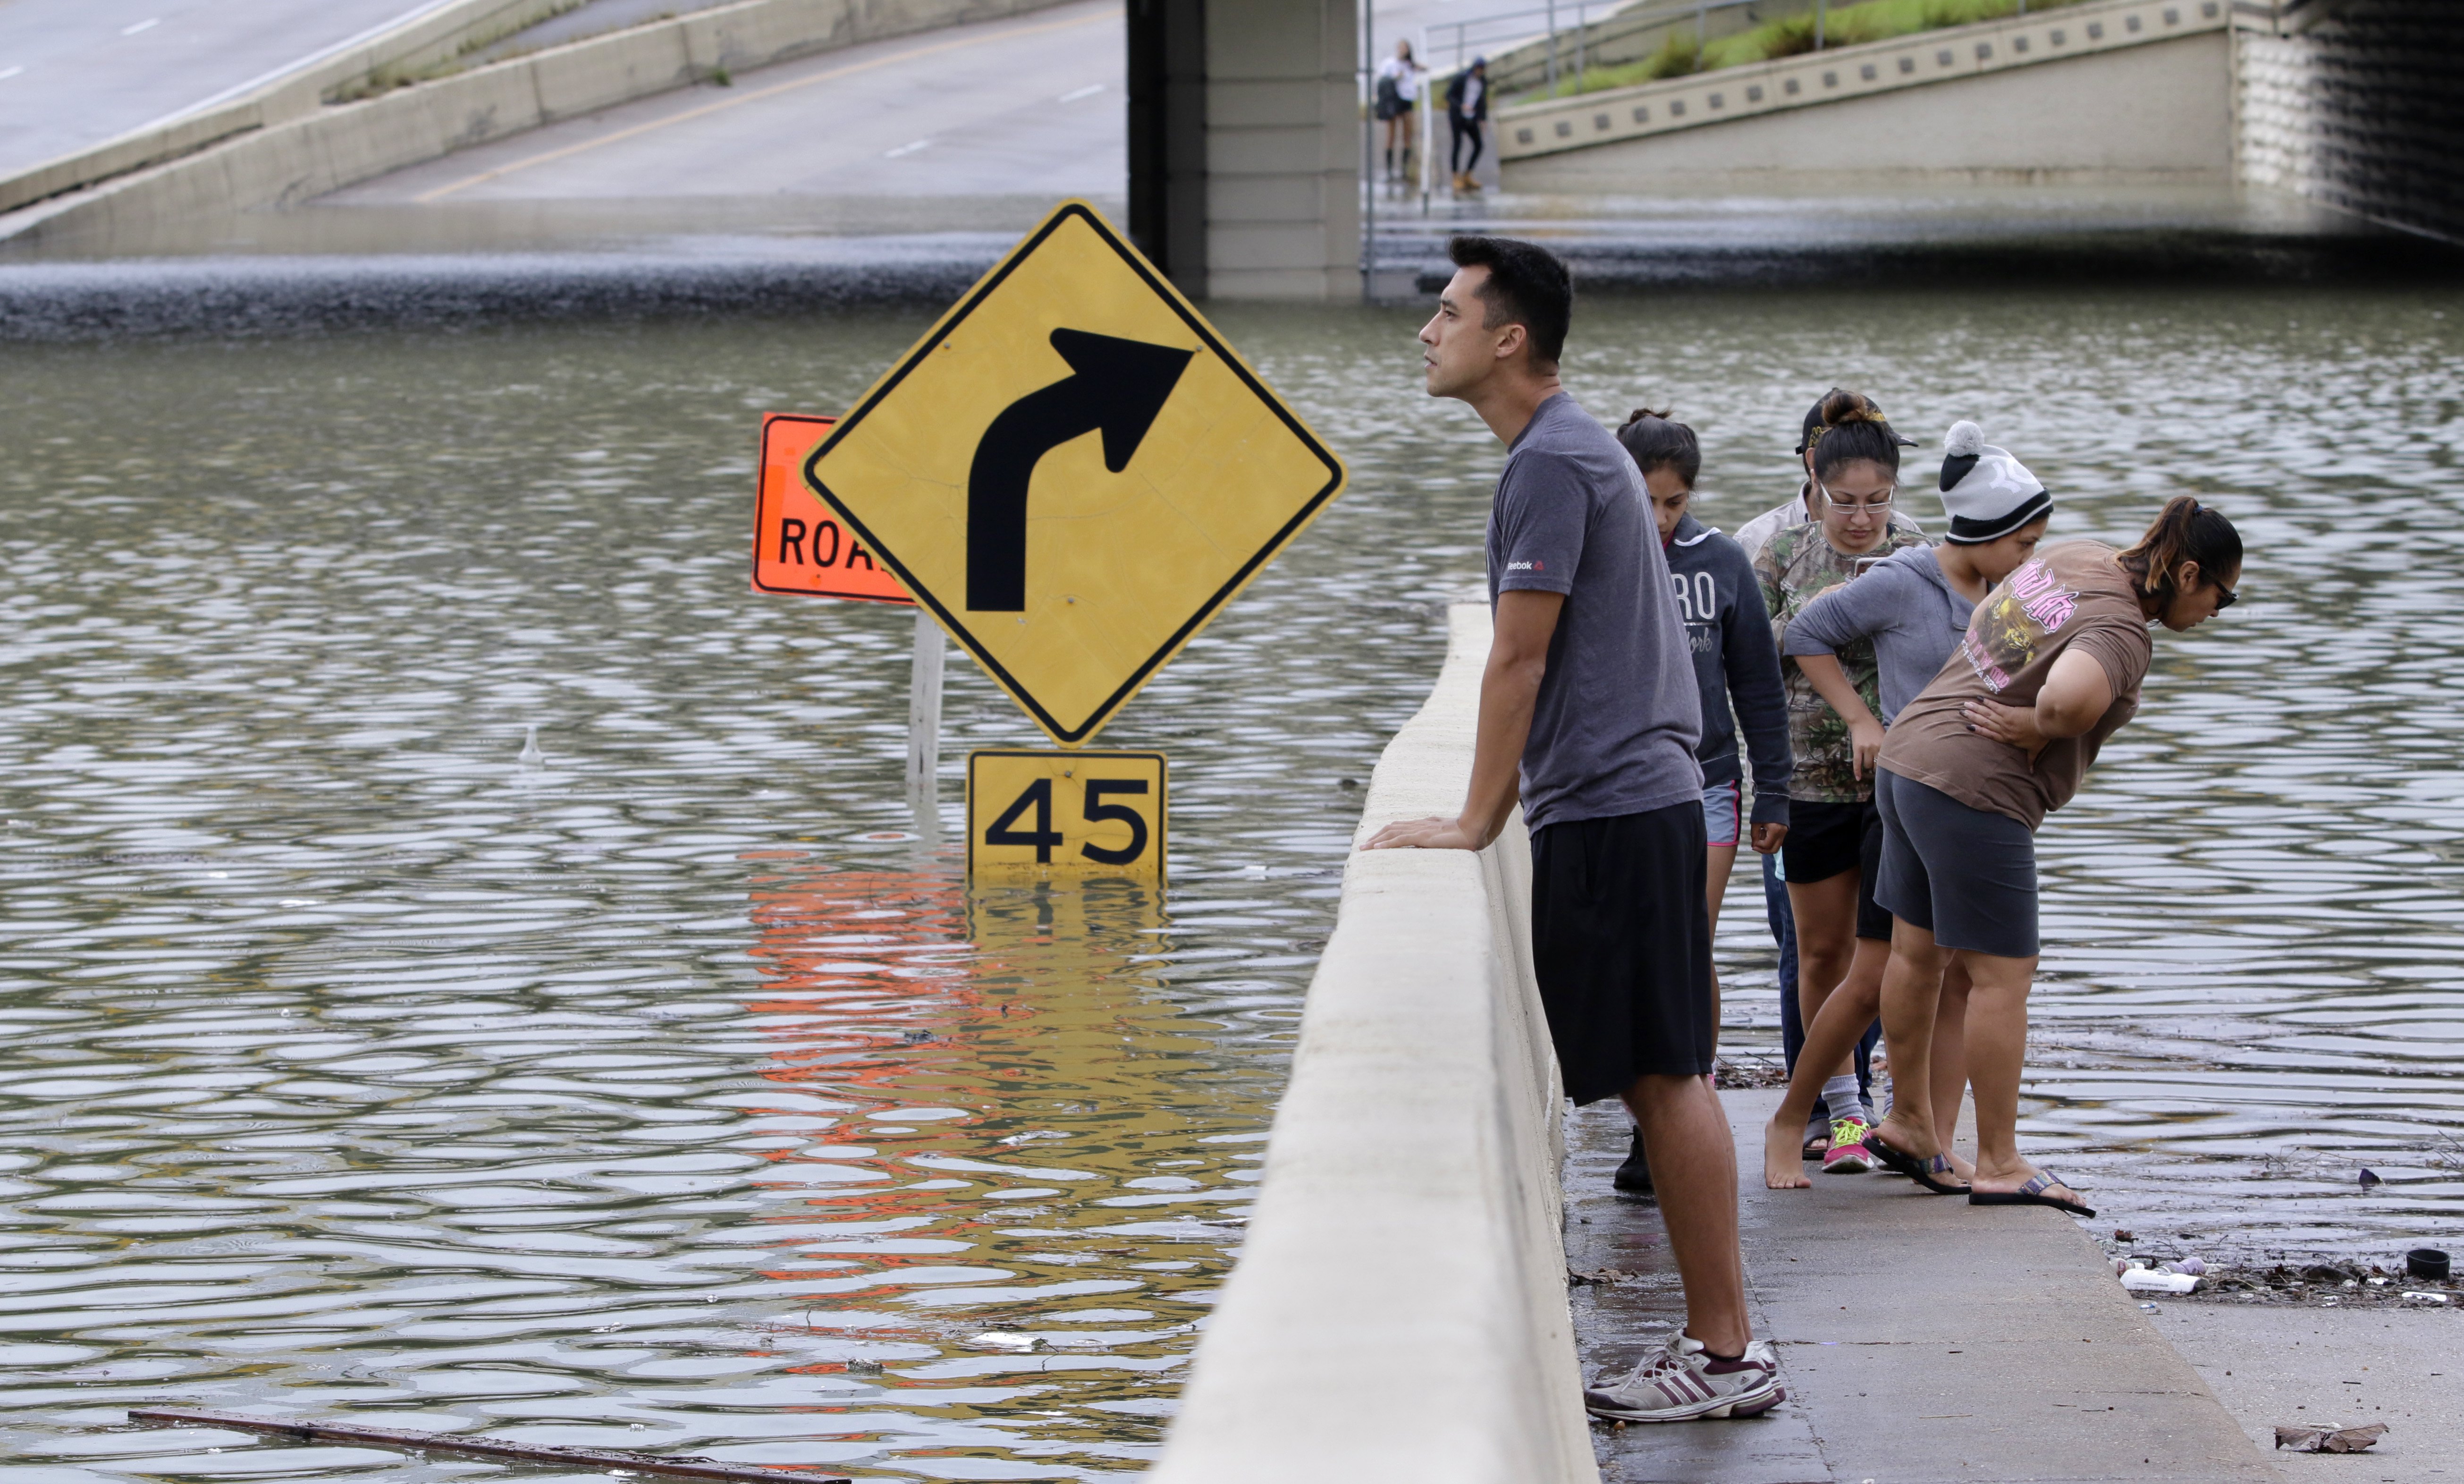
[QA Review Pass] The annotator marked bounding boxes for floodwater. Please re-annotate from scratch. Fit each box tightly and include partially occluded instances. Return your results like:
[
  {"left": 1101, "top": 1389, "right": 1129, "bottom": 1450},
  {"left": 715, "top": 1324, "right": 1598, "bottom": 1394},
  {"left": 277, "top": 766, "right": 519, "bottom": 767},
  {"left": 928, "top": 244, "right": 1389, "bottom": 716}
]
[{"left": 2, "top": 282, "right": 2461, "bottom": 1479}]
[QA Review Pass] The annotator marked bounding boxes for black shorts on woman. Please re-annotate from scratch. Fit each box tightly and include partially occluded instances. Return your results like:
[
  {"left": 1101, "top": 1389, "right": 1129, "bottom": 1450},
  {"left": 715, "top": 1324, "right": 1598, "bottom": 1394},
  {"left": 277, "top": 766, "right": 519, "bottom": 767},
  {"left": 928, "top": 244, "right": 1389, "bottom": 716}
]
[{"left": 1780, "top": 798, "right": 1891, "bottom": 944}]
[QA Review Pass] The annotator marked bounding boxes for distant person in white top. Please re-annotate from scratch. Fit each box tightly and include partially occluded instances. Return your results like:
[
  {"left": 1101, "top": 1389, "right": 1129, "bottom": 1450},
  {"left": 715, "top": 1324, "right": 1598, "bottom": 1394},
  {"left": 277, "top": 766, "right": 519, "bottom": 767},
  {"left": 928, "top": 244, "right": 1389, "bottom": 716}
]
[{"left": 1374, "top": 40, "right": 1426, "bottom": 183}]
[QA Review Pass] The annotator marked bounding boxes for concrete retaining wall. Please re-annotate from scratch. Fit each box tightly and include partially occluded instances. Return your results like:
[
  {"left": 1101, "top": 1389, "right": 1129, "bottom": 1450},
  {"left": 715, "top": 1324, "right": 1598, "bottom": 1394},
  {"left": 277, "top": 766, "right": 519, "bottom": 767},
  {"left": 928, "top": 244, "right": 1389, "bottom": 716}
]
[
  {"left": 1499, "top": 0, "right": 2233, "bottom": 190},
  {"left": 1508, "top": 31, "right": 2230, "bottom": 190},
  {"left": 1148, "top": 602, "right": 1597, "bottom": 1484},
  {"left": 0, "top": 0, "right": 1079, "bottom": 251}
]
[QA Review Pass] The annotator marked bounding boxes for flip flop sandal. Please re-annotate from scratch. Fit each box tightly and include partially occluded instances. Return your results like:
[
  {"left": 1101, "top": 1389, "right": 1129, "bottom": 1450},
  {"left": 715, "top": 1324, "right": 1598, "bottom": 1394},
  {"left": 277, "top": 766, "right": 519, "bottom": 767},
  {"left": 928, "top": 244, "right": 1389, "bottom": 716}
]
[
  {"left": 1864, "top": 1132, "right": 1970, "bottom": 1196},
  {"left": 1802, "top": 1135, "right": 1831, "bottom": 1159},
  {"left": 1969, "top": 1171, "right": 2095, "bottom": 1219}
]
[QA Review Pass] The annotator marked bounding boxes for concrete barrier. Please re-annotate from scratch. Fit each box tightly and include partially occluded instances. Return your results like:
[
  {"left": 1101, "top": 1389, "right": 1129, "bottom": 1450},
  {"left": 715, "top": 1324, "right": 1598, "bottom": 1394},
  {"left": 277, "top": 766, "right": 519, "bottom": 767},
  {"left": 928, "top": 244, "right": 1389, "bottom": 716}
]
[
  {"left": 0, "top": 0, "right": 1081, "bottom": 249},
  {"left": 1148, "top": 601, "right": 1598, "bottom": 1484}
]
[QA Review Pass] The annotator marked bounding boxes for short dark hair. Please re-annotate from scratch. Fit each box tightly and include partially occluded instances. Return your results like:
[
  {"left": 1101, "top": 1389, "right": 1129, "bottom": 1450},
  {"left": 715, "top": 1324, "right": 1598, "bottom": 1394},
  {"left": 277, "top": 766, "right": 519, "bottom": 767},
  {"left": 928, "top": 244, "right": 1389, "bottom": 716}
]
[
  {"left": 1447, "top": 235, "right": 1571, "bottom": 371},
  {"left": 1616, "top": 408, "right": 1700, "bottom": 488}
]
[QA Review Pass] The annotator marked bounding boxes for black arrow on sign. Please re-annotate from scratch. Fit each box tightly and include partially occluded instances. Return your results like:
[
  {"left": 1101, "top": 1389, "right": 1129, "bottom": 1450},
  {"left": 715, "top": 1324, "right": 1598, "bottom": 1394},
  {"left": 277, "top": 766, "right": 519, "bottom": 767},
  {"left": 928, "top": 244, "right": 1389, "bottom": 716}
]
[{"left": 966, "top": 328, "right": 1197, "bottom": 612}]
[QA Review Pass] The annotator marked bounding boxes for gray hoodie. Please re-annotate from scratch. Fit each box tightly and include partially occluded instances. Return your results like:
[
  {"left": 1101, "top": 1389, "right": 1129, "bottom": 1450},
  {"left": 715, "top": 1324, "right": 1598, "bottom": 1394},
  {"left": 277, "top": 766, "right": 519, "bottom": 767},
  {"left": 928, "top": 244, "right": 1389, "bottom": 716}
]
[{"left": 1781, "top": 545, "right": 1975, "bottom": 725}]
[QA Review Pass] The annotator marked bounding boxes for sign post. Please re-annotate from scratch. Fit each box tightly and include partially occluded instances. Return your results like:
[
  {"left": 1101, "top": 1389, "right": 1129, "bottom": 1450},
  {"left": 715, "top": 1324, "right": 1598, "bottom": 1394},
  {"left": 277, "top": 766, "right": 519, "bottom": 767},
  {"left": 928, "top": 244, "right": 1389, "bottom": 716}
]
[
  {"left": 751, "top": 412, "right": 948, "bottom": 826},
  {"left": 905, "top": 609, "right": 945, "bottom": 828}
]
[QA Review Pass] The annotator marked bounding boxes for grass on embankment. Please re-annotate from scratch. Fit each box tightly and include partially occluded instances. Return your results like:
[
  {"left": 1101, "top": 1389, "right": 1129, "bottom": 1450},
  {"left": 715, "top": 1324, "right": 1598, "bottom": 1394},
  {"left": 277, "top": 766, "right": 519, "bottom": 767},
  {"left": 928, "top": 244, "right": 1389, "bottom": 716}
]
[{"left": 1519, "top": 0, "right": 2086, "bottom": 99}]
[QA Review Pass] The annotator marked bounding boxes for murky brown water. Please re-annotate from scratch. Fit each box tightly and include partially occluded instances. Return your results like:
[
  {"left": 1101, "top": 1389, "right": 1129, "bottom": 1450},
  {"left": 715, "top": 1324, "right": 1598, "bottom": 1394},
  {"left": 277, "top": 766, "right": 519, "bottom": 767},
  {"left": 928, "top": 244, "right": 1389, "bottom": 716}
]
[{"left": 1, "top": 282, "right": 2460, "bottom": 1479}]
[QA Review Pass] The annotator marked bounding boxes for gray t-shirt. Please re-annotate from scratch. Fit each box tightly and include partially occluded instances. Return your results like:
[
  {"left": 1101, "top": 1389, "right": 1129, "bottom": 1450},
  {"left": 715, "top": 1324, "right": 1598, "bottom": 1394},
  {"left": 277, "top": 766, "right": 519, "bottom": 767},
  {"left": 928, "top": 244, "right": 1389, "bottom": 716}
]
[{"left": 1485, "top": 394, "right": 1704, "bottom": 833}]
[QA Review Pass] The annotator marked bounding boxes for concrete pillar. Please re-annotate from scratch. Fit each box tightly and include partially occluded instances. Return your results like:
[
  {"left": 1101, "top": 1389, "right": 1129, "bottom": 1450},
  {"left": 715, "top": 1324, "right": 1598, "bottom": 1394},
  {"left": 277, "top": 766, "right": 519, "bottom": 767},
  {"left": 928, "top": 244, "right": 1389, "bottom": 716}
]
[
  {"left": 1127, "top": 0, "right": 1208, "bottom": 298},
  {"left": 1128, "top": 0, "right": 1361, "bottom": 301}
]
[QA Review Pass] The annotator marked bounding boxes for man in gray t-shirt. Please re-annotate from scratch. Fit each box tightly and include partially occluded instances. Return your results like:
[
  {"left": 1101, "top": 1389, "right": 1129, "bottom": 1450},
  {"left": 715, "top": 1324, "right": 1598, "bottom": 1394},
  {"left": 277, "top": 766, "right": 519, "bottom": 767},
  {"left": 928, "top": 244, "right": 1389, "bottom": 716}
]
[
  {"left": 1486, "top": 391, "right": 1702, "bottom": 831},
  {"left": 1368, "top": 236, "right": 1780, "bottom": 1425}
]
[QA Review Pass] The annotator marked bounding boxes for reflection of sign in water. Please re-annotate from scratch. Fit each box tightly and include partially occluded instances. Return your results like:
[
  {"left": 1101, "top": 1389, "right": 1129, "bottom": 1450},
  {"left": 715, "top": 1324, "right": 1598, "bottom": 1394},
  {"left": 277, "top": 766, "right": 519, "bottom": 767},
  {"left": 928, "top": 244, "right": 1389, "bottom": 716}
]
[
  {"left": 967, "top": 750, "right": 1166, "bottom": 878},
  {"left": 804, "top": 200, "right": 1347, "bottom": 746},
  {"left": 750, "top": 413, "right": 913, "bottom": 605}
]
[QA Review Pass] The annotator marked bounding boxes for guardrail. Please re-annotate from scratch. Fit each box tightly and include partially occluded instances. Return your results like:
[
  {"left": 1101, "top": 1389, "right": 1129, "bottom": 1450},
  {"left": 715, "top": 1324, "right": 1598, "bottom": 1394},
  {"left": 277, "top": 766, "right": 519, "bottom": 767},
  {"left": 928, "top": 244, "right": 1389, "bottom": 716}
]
[{"left": 1146, "top": 601, "right": 1596, "bottom": 1484}]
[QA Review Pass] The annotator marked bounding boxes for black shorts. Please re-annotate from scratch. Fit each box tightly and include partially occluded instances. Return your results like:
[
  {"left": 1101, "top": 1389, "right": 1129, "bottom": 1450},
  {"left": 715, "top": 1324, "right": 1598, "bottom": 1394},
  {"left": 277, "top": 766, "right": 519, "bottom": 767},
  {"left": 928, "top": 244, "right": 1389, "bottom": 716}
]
[
  {"left": 1529, "top": 801, "right": 1714, "bottom": 1105},
  {"left": 1781, "top": 797, "right": 1891, "bottom": 942},
  {"left": 1874, "top": 769, "right": 2039, "bottom": 958}
]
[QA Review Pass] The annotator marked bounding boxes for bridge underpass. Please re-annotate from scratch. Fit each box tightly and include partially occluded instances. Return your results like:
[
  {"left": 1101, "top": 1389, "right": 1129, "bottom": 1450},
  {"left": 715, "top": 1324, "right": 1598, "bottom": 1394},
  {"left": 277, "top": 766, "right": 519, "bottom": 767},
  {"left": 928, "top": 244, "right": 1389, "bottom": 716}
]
[
  {"left": 1366, "top": 0, "right": 2460, "bottom": 289},
  {"left": 0, "top": 0, "right": 2456, "bottom": 321}
]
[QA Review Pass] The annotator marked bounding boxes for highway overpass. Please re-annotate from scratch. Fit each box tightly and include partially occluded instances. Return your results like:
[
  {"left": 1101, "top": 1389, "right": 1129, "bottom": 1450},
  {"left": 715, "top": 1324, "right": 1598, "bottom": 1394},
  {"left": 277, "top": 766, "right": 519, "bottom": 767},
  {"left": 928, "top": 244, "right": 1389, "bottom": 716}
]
[{"left": 0, "top": 0, "right": 2455, "bottom": 303}]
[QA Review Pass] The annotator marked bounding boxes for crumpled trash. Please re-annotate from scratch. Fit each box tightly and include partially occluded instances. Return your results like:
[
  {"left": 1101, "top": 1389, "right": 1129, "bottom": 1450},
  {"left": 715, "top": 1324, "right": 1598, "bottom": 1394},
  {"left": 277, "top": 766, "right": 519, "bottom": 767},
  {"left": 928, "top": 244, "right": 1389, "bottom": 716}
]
[
  {"left": 2275, "top": 1423, "right": 2387, "bottom": 1453},
  {"left": 2120, "top": 1267, "right": 2200, "bottom": 1294}
]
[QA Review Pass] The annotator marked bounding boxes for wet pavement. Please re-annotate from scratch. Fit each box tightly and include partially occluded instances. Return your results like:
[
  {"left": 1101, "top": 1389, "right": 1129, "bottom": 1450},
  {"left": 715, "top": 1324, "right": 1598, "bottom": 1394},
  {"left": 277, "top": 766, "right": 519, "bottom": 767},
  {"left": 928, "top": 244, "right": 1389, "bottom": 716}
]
[{"left": 1567, "top": 1090, "right": 2278, "bottom": 1484}]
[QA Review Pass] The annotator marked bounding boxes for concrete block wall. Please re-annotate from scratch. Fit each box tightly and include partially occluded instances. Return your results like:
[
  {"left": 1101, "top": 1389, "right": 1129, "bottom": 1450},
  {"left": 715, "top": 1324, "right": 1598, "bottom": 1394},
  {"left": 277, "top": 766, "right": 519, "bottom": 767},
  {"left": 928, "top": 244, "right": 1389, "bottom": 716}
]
[
  {"left": 1204, "top": 0, "right": 1359, "bottom": 300},
  {"left": 2234, "top": 0, "right": 2464, "bottom": 243},
  {"left": 1147, "top": 602, "right": 1597, "bottom": 1484}
]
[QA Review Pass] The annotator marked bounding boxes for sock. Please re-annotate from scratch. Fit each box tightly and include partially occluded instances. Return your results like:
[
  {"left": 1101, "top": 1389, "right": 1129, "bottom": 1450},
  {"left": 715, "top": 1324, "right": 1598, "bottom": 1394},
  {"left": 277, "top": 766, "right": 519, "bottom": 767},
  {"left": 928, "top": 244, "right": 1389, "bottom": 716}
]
[{"left": 1822, "top": 1075, "right": 1863, "bottom": 1123}]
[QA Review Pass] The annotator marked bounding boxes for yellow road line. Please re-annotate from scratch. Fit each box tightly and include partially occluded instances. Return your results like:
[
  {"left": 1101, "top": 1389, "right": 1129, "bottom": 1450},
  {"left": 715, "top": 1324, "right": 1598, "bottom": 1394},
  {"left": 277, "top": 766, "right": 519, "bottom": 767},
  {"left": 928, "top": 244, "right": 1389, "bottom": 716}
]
[{"left": 413, "top": 9, "right": 1111, "bottom": 204}]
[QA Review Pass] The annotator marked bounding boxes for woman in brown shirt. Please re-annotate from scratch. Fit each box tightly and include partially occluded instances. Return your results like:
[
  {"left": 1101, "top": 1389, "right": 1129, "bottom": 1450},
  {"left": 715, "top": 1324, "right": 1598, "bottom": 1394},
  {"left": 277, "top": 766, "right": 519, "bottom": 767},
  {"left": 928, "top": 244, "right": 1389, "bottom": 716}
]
[{"left": 1858, "top": 497, "right": 2243, "bottom": 1216}]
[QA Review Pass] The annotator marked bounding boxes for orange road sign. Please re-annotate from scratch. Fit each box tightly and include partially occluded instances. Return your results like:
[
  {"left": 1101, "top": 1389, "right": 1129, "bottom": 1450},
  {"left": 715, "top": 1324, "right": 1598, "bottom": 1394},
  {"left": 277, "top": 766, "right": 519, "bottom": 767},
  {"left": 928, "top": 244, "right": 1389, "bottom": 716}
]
[{"left": 751, "top": 413, "right": 913, "bottom": 605}]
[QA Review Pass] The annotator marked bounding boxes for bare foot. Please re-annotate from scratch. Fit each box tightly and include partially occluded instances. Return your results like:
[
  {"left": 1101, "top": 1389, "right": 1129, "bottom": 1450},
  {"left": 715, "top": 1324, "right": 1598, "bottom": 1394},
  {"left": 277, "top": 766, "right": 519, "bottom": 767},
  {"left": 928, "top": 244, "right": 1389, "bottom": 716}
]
[
  {"left": 1941, "top": 1149, "right": 1976, "bottom": 1185},
  {"left": 1763, "top": 1115, "right": 1811, "bottom": 1190}
]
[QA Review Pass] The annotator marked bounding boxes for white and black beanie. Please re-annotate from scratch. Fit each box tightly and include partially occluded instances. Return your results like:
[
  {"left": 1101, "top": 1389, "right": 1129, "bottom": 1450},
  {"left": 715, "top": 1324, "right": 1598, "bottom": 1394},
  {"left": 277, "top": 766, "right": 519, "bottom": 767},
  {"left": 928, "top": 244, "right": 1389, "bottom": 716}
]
[{"left": 1937, "top": 421, "right": 2051, "bottom": 544}]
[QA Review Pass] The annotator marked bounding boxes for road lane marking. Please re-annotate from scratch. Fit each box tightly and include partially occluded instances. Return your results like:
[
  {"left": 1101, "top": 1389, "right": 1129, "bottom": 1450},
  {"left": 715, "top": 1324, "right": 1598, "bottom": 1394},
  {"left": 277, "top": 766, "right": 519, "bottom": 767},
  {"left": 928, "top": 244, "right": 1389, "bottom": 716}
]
[
  {"left": 158, "top": 0, "right": 462, "bottom": 125},
  {"left": 413, "top": 9, "right": 1112, "bottom": 203}
]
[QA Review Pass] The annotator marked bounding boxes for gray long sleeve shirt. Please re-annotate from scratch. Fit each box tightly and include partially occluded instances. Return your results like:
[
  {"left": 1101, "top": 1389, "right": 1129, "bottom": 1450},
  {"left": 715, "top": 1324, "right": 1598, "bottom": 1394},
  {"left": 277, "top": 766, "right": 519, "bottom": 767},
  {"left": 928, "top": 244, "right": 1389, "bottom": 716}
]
[{"left": 1781, "top": 545, "right": 1975, "bottom": 726}]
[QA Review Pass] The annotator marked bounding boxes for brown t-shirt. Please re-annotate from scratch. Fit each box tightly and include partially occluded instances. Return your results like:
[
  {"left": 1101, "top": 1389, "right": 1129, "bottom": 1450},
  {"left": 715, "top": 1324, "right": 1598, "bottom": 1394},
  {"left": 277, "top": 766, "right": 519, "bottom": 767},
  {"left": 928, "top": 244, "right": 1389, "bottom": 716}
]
[{"left": 1878, "top": 540, "right": 2154, "bottom": 830}]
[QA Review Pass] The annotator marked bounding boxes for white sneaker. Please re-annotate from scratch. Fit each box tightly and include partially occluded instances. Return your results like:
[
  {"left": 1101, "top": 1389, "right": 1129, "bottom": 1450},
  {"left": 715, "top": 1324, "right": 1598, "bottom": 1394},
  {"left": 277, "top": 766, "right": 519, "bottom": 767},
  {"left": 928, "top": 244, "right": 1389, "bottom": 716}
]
[{"left": 1583, "top": 1329, "right": 1784, "bottom": 1423}]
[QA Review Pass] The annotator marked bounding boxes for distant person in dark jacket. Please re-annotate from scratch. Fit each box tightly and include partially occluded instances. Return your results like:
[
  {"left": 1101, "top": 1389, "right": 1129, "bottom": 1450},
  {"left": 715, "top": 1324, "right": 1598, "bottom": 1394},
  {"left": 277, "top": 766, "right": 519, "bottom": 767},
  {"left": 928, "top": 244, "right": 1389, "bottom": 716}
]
[
  {"left": 1445, "top": 58, "right": 1489, "bottom": 194},
  {"left": 1610, "top": 408, "right": 1791, "bottom": 1195}
]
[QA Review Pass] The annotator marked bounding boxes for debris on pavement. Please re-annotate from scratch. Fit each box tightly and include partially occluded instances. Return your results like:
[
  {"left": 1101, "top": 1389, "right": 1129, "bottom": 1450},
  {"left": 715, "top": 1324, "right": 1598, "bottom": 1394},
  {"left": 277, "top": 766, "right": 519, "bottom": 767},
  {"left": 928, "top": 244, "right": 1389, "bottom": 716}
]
[{"left": 2274, "top": 1423, "right": 2387, "bottom": 1453}]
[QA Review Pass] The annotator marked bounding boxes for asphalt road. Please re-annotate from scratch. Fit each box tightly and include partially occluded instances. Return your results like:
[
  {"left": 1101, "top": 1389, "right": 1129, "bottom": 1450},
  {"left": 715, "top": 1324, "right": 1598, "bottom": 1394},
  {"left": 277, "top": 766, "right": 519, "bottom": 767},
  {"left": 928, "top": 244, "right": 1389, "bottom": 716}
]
[
  {"left": 0, "top": 0, "right": 464, "bottom": 178},
  {"left": 329, "top": 1, "right": 1124, "bottom": 211}
]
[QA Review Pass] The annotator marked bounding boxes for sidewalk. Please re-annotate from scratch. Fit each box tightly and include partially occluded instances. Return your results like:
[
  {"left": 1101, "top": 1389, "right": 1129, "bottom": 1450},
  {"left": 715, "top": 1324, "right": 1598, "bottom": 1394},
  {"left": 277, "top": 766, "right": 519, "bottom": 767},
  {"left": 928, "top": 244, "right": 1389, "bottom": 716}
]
[{"left": 1565, "top": 1088, "right": 2284, "bottom": 1484}]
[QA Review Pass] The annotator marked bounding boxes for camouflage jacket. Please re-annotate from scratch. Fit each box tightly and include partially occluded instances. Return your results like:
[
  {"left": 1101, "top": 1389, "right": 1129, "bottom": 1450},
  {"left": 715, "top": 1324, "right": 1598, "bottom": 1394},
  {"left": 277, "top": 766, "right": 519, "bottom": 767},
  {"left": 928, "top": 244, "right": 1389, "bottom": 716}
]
[{"left": 1754, "top": 521, "right": 1931, "bottom": 803}]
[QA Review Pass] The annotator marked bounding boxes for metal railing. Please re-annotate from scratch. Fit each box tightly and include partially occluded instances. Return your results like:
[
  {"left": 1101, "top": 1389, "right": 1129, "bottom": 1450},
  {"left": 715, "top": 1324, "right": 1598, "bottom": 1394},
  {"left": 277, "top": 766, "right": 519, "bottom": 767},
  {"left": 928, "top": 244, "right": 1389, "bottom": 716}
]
[{"left": 1424, "top": 0, "right": 2039, "bottom": 99}]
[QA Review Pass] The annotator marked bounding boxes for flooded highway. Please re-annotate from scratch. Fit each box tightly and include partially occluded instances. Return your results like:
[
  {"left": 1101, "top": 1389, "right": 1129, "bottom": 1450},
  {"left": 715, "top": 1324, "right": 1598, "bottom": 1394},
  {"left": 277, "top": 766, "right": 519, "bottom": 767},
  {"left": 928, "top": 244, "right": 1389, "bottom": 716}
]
[{"left": 1, "top": 282, "right": 2460, "bottom": 1478}]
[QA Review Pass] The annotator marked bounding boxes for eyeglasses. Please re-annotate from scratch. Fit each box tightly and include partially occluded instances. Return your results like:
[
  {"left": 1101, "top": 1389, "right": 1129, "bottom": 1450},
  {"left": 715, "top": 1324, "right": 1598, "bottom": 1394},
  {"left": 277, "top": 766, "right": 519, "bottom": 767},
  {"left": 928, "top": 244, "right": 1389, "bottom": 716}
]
[
  {"left": 1816, "top": 479, "right": 1896, "bottom": 515},
  {"left": 2214, "top": 584, "right": 2238, "bottom": 611}
]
